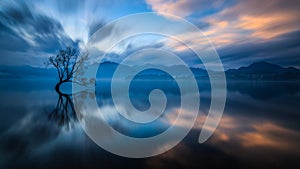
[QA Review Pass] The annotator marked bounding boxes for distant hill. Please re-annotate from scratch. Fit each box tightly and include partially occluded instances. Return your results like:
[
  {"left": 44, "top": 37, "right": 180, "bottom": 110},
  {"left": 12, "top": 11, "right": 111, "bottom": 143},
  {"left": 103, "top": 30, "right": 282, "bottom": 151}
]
[
  {"left": 97, "top": 62, "right": 209, "bottom": 80},
  {"left": 226, "top": 62, "right": 300, "bottom": 80},
  {"left": 1, "top": 61, "right": 299, "bottom": 81},
  {"left": 0, "top": 65, "right": 57, "bottom": 79}
]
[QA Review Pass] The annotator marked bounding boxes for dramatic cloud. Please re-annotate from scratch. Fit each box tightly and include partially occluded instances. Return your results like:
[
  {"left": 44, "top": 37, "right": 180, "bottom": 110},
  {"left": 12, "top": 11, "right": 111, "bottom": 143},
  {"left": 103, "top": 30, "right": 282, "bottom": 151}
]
[
  {"left": 0, "top": 1, "right": 76, "bottom": 65},
  {"left": 218, "top": 30, "right": 300, "bottom": 69},
  {"left": 32, "top": 0, "right": 111, "bottom": 43},
  {"left": 0, "top": 0, "right": 299, "bottom": 68},
  {"left": 202, "top": 0, "right": 300, "bottom": 45},
  {"left": 147, "top": 0, "right": 300, "bottom": 68}
]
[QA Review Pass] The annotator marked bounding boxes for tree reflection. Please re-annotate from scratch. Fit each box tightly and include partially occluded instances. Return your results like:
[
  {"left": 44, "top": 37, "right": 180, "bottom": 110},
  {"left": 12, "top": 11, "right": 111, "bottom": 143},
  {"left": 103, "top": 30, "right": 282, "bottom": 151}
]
[
  {"left": 45, "top": 46, "right": 93, "bottom": 129},
  {"left": 47, "top": 93, "right": 77, "bottom": 129}
]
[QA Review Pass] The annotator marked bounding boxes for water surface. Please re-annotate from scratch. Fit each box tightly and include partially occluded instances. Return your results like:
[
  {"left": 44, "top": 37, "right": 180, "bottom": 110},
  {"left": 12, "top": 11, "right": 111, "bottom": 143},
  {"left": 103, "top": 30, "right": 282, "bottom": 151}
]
[{"left": 0, "top": 79, "right": 299, "bottom": 169}]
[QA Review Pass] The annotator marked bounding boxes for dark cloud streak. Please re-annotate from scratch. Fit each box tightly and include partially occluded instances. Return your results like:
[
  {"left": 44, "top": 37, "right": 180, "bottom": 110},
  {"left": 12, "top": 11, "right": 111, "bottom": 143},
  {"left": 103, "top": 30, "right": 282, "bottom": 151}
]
[
  {"left": 219, "top": 30, "right": 300, "bottom": 69},
  {"left": 0, "top": 1, "right": 76, "bottom": 65}
]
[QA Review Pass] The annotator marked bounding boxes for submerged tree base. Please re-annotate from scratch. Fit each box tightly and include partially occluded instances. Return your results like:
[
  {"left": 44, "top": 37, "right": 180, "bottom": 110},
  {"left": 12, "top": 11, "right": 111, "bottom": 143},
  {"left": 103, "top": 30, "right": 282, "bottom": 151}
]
[{"left": 55, "top": 80, "right": 72, "bottom": 96}]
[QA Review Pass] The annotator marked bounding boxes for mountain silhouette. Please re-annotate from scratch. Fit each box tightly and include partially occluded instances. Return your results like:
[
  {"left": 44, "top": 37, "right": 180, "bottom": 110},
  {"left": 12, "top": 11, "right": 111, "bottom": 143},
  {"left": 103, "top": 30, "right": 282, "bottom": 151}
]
[
  {"left": 226, "top": 62, "right": 300, "bottom": 80},
  {"left": 1, "top": 61, "right": 300, "bottom": 80}
]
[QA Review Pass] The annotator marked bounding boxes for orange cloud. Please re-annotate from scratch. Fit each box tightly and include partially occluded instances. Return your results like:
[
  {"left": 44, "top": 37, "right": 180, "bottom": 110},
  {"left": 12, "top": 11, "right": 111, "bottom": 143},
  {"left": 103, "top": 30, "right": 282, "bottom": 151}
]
[
  {"left": 146, "top": 0, "right": 192, "bottom": 17},
  {"left": 205, "top": 114, "right": 300, "bottom": 155},
  {"left": 238, "top": 122, "right": 300, "bottom": 149},
  {"left": 236, "top": 13, "right": 300, "bottom": 39},
  {"left": 206, "top": 0, "right": 300, "bottom": 40},
  {"left": 146, "top": 0, "right": 224, "bottom": 17}
]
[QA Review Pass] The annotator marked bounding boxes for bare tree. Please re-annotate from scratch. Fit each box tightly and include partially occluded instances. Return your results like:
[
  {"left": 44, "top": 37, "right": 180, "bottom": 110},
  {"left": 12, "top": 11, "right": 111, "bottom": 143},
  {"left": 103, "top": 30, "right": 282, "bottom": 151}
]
[{"left": 46, "top": 46, "right": 87, "bottom": 94}]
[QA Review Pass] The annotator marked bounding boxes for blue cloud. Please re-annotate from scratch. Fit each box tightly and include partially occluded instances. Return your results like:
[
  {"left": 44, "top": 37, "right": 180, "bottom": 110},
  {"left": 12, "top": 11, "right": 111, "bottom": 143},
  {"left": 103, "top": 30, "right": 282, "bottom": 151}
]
[
  {"left": 219, "top": 30, "right": 300, "bottom": 69},
  {"left": 0, "top": 1, "right": 76, "bottom": 65}
]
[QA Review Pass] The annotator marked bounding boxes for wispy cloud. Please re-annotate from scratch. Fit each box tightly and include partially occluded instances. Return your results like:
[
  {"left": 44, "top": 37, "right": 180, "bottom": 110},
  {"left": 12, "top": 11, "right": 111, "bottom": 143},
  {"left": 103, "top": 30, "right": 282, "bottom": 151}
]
[
  {"left": 146, "top": 0, "right": 225, "bottom": 17},
  {"left": 203, "top": 0, "right": 300, "bottom": 41}
]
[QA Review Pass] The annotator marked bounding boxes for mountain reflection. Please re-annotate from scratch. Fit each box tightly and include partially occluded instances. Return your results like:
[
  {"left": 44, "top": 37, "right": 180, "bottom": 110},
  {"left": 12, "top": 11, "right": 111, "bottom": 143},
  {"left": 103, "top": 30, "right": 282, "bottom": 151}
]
[{"left": 227, "top": 80, "right": 300, "bottom": 99}]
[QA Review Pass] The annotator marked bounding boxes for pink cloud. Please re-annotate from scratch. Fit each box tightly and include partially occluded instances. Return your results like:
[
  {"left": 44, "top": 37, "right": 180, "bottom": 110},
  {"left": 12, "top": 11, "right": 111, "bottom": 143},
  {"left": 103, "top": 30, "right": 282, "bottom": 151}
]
[{"left": 146, "top": 0, "right": 224, "bottom": 17}]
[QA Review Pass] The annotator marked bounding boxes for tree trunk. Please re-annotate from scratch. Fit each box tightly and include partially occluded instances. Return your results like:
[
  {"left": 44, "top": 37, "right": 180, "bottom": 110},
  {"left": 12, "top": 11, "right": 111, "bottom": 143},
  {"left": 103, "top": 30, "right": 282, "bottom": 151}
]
[{"left": 55, "top": 79, "right": 71, "bottom": 96}]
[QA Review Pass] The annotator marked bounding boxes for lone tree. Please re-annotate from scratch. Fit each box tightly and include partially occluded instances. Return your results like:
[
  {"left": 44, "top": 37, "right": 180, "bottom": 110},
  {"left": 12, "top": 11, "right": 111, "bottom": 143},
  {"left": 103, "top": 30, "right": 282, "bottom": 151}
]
[{"left": 46, "top": 46, "right": 87, "bottom": 94}]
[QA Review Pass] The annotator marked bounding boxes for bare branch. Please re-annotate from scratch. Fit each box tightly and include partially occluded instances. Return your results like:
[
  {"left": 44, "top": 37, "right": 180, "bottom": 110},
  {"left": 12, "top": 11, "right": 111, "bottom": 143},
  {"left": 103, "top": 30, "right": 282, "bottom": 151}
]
[{"left": 46, "top": 46, "right": 87, "bottom": 83}]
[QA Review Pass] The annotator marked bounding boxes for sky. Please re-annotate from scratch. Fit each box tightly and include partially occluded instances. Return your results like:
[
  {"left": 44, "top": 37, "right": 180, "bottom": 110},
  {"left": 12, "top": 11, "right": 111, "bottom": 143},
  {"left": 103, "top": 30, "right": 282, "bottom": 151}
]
[{"left": 0, "top": 0, "right": 299, "bottom": 69}]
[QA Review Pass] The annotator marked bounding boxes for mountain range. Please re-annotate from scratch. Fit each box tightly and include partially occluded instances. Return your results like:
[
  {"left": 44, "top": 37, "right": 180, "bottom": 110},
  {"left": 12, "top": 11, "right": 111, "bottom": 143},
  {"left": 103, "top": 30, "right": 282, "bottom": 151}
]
[
  {"left": 0, "top": 62, "right": 299, "bottom": 81},
  {"left": 226, "top": 62, "right": 300, "bottom": 80}
]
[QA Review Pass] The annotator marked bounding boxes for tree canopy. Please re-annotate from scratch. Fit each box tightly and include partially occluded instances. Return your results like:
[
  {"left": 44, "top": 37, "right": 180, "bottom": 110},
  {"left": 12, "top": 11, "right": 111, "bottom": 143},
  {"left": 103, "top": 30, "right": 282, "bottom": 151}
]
[{"left": 46, "top": 46, "right": 88, "bottom": 94}]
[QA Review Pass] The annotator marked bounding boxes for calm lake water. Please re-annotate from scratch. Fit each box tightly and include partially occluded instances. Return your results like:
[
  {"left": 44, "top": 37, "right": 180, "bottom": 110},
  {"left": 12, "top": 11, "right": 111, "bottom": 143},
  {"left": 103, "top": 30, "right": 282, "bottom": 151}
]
[{"left": 0, "top": 78, "right": 300, "bottom": 169}]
